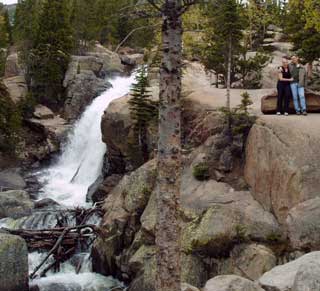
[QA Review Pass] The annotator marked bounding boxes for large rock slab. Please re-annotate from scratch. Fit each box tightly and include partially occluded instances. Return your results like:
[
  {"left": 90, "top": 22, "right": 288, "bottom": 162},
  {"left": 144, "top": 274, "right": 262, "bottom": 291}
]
[
  {"left": 3, "top": 75, "right": 28, "bottom": 103},
  {"left": 261, "top": 92, "right": 320, "bottom": 114},
  {"left": 181, "top": 190, "right": 281, "bottom": 256},
  {"left": 204, "top": 275, "right": 264, "bottom": 291},
  {"left": 4, "top": 52, "right": 24, "bottom": 78},
  {"left": 259, "top": 251, "right": 320, "bottom": 291},
  {"left": 286, "top": 197, "right": 320, "bottom": 250},
  {"left": 101, "top": 92, "right": 158, "bottom": 174},
  {"left": 63, "top": 56, "right": 112, "bottom": 120},
  {"left": 218, "top": 243, "right": 277, "bottom": 280},
  {"left": 0, "top": 190, "right": 34, "bottom": 219},
  {"left": 33, "top": 105, "right": 54, "bottom": 119},
  {"left": 0, "top": 233, "right": 29, "bottom": 291},
  {"left": 244, "top": 115, "right": 320, "bottom": 223}
]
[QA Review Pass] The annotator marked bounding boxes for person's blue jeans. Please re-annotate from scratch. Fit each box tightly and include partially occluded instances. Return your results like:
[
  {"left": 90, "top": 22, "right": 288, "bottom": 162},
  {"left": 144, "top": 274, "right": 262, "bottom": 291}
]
[{"left": 290, "top": 83, "right": 306, "bottom": 112}]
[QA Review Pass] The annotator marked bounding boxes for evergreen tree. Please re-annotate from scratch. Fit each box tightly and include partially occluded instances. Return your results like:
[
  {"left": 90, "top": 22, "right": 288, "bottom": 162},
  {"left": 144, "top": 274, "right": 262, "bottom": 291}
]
[
  {"left": 0, "top": 4, "right": 10, "bottom": 48},
  {"left": 128, "top": 65, "right": 157, "bottom": 164},
  {"left": 285, "top": 0, "right": 320, "bottom": 63},
  {"left": 30, "top": 0, "right": 73, "bottom": 107}
]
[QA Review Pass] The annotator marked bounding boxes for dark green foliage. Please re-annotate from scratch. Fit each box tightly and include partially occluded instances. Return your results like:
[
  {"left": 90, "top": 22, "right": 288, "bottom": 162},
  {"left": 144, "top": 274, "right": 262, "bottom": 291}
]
[
  {"left": 128, "top": 66, "right": 158, "bottom": 164},
  {"left": 193, "top": 162, "right": 210, "bottom": 181},
  {"left": 0, "top": 81, "right": 21, "bottom": 154},
  {"left": 237, "top": 51, "right": 271, "bottom": 89},
  {"left": 0, "top": 4, "right": 10, "bottom": 48},
  {"left": 285, "top": 0, "right": 320, "bottom": 63},
  {"left": 220, "top": 91, "right": 256, "bottom": 139},
  {"left": 0, "top": 49, "right": 6, "bottom": 77},
  {"left": 30, "top": 0, "right": 73, "bottom": 107},
  {"left": 201, "top": 0, "right": 245, "bottom": 83}
]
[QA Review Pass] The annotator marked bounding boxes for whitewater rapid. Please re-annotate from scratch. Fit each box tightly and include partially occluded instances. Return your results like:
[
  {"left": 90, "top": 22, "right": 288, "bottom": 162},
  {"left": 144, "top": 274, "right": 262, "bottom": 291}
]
[{"left": 38, "top": 73, "right": 136, "bottom": 207}]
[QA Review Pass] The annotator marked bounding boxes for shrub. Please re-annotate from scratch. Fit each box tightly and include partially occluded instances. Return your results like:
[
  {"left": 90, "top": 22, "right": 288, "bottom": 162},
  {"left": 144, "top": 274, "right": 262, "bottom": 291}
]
[{"left": 193, "top": 162, "right": 210, "bottom": 181}]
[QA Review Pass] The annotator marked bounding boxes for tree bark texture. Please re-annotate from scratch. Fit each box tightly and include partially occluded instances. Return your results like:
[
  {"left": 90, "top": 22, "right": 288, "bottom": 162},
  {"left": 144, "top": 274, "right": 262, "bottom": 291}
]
[{"left": 155, "top": 1, "right": 183, "bottom": 291}]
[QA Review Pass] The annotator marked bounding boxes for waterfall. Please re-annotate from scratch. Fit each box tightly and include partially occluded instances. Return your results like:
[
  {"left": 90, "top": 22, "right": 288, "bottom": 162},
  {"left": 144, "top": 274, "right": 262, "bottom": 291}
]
[{"left": 37, "top": 73, "right": 136, "bottom": 207}]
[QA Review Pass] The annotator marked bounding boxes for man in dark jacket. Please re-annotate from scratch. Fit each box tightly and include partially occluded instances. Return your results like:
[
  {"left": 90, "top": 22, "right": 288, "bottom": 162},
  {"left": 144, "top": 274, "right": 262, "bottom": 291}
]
[{"left": 289, "top": 55, "right": 308, "bottom": 115}]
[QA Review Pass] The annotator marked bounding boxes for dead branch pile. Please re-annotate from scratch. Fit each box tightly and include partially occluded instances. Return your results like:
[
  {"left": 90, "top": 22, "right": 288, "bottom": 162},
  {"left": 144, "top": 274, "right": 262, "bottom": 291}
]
[{"left": 1, "top": 205, "right": 106, "bottom": 279}]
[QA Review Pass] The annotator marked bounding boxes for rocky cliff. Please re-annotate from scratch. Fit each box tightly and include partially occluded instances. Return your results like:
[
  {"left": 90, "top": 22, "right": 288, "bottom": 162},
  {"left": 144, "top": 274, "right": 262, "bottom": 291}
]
[{"left": 93, "top": 60, "right": 320, "bottom": 291}]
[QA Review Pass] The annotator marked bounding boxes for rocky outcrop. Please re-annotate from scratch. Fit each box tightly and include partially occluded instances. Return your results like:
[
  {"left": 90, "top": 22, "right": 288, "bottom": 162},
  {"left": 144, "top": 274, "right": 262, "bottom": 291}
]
[
  {"left": 4, "top": 52, "right": 24, "bottom": 78},
  {"left": 259, "top": 251, "right": 320, "bottom": 291},
  {"left": 0, "top": 190, "right": 34, "bottom": 219},
  {"left": 0, "top": 233, "right": 28, "bottom": 291},
  {"left": 3, "top": 76, "right": 28, "bottom": 104},
  {"left": 63, "top": 45, "right": 123, "bottom": 120},
  {"left": 22, "top": 114, "right": 69, "bottom": 162},
  {"left": 101, "top": 92, "right": 158, "bottom": 174},
  {"left": 33, "top": 105, "right": 55, "bottom": 119},
  {"left": 286, "top": 197, "right": 320, "bottom": 250},
  {"left": 88, "top": 42, "right": 124, "bottom": 73},
  {"left": 94, "top": 128, "right": 281, "bottom": 290},
  {"left": 86, "top": 174, "right": 123, "bottom": 203},
  {"left": 244, "top": 115, "right": 320, "bottom": 223},
  {"left": 181, "top": 190, "right": 281, "bottom": 256},
  {"left": 217, "top": 244, "right": 277, "bottom": 280},
  {"left": 261, "top": 91, "right": 320, "bottom": 114},
  {"left": 204, "top": 275, "right": 264, "bottom": 291},
  {"left": 63, "top": 56, "right": 111, "bottom": 120},
  {"left": 120, "top": 53, "right": 144, "bottom": 67}
]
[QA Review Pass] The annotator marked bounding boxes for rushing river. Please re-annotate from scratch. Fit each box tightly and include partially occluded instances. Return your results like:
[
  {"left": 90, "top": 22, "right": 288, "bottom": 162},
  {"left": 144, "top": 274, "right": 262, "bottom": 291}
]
[{"left": 1, "top": 72, "right": 137, "bottom": 291}]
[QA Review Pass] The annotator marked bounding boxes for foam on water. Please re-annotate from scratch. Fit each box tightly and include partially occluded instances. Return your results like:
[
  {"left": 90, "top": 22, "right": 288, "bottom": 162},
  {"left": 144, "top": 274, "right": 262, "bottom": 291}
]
[{"left": 37, "top": 73, "right": 136, "bottom": 207}]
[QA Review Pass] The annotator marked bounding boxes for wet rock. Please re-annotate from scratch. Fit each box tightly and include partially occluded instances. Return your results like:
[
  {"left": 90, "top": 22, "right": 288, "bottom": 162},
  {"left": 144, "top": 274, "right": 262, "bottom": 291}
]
[
  {"left": 286, "top": 197, "right": 320, "bottom": 250},
  {"left": 0, "top": 233, "right": 29, "bottom": 291},
  {"left": 33, "top": 105, "right": 55, "bottom": 119},
  {"left": 259, "top": 251, "right": 320, "bottom": 291},
  {"left": 0, "top": 168, "right": 26, "bottom": 190},
  {"left": 86, "top": 175, "right": 104, "bottom": 203},
  {"left": 0, "top": 190, "right": 34, "bottom": 219},
  {"left": 261, "top": 92, "right": 320, "bottom": 114},
  {"left": 204, "top": 275, "right": 264, "bottom": 291},
  {"left": 86, "top": 174, "right": 123, "bottom": 203},
  {"left": 244, "top": 116, "right": 320, "bottom": 223},
  {"left": 34, "top": 198, "right": 60, "bottom": 210}
]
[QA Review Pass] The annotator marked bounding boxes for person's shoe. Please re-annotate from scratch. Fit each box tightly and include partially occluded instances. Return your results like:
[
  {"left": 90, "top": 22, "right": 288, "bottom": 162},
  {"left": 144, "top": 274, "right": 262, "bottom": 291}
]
[
  {"left": 277, "top": 112, "right": 281, "bottom": 115},
  {"left": 284, "top": 112, "right": 289, "bottom": 116},
  {"left": 296, "top": 111, "right": 301, "bottom": 115},
  {"left": 303, "top": 111, "right": 308, "bottom": 116}
]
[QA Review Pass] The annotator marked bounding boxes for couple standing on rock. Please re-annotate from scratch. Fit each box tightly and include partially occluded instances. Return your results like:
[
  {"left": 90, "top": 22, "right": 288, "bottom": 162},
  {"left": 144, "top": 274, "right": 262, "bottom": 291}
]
[{"left": 277, "top": 55, "right": 308, "bottom": 116}]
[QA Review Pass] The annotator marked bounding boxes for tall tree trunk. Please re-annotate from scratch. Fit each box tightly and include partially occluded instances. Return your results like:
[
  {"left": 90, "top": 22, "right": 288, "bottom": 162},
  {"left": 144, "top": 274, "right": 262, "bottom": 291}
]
[
  {"left": 226, "top": 35, "right": 232, "bottom": 111},
  {"left": 156, "top": 1, "right": 182, "bottom": 291}
]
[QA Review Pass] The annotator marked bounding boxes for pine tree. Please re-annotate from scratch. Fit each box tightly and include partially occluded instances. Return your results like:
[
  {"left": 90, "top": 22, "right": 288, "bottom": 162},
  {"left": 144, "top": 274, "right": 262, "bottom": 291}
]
[
  {"left": 285, "top": 0, "right": 320, "bottom": 63},
  {"left": 0, "top": 4, "right": 10, "bottom": 48},
  {"left": 128, "top": 65, "right": 157, "bottom": 163},
  {"left": 30, "top": 0, "right": 73, "bottom": 107}
]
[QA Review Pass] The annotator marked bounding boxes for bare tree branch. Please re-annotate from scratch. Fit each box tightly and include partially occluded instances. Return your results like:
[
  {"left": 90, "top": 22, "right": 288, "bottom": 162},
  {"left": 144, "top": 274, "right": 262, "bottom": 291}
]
[{"left": 115, "top": 23, "right": 161, "bottom": 53}]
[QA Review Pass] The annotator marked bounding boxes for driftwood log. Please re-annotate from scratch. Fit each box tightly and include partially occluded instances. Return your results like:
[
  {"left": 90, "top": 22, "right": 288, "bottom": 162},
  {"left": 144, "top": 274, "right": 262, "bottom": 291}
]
[{"left": 1, "top": 205, "right": 106, "bottom": 279}]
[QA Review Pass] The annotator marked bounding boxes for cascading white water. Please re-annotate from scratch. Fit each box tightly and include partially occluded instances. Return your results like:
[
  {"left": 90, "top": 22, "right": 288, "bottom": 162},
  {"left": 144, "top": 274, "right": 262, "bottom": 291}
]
[{"left": 38, "top": 73, "right": 136, "bottom": 207}]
